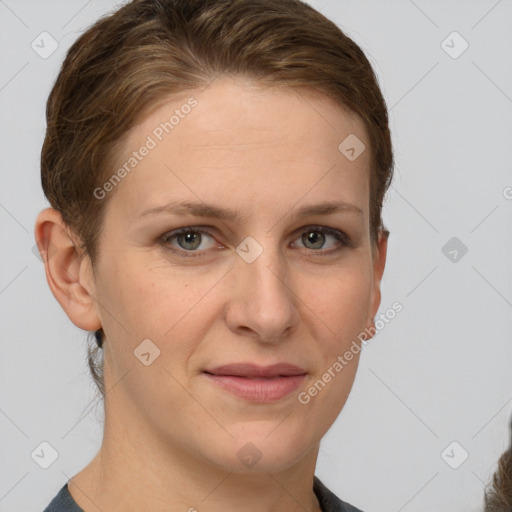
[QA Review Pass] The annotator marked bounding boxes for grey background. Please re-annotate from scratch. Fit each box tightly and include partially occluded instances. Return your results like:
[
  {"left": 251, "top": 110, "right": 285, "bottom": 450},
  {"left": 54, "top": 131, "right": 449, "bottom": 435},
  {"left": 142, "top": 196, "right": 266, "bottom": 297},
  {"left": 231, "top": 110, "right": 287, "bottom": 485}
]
[{"left": 1, "top": 0, "right": 511, "bottom": 511}]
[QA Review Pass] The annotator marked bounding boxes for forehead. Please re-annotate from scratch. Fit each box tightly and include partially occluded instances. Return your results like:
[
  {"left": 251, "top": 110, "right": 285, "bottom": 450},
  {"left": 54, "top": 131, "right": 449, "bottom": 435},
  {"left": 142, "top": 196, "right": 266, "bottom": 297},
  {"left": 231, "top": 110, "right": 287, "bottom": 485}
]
[{"left": 103, "top": 77, "right": 371, "bottom": 223}]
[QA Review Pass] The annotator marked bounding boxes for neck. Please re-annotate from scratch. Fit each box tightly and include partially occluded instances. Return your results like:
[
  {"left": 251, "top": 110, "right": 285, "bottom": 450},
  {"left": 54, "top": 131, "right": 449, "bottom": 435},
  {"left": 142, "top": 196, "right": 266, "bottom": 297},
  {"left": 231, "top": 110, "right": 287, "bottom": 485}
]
[{"left": 68, "top": 388, "right": 323, "bottom": 512}]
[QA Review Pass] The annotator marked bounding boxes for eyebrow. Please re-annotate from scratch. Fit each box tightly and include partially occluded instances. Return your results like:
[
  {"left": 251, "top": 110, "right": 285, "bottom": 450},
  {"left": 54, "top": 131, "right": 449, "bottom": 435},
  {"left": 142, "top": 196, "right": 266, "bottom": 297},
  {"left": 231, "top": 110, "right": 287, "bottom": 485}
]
[
  {"left": 137, "top": 199, "right": 363, "bottom": 221},
  {"left": 138, "top": 201, "right": 364, "bottom": 222}
]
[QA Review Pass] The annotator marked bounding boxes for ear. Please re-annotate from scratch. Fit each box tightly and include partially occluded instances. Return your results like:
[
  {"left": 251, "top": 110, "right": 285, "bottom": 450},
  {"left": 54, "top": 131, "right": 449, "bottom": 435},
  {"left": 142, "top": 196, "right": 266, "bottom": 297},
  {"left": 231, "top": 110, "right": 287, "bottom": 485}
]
[
  {"left": 366, "top": 228, "right": 389, "bottom": 333},
  {"left": 34, "top": 207, "right": 102, "bottom": 332}
]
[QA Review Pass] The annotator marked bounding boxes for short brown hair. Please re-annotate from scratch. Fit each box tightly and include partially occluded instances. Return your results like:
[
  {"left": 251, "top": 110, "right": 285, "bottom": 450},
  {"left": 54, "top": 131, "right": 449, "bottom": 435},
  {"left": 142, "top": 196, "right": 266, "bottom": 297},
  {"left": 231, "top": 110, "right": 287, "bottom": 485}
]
[{"left": 40, "top": 0, "right": 394, "bottom": 397}]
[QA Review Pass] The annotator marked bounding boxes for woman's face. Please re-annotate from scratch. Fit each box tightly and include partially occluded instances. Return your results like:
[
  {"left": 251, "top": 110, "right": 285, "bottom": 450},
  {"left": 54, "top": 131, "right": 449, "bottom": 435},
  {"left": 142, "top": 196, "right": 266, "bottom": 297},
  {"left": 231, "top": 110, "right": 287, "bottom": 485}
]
[{"left": 84, "top": 76, "right": 386, "bottom": 472}]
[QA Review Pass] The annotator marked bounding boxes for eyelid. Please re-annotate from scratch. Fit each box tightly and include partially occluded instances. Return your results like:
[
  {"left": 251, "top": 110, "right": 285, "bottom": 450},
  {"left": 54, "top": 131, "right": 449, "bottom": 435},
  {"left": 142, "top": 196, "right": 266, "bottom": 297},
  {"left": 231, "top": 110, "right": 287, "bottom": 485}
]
[
  {"left": 159, "top": 226, "right": 215, "bottom": 255},
  {"left": 159, "top": 224, "right": 352, "bottom": 258}
]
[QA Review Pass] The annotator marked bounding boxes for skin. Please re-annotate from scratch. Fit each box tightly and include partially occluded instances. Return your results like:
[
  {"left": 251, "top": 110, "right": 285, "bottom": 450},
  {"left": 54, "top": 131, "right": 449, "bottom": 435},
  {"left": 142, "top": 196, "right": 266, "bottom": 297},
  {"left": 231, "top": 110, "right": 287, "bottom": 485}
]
[{"left": 35, "top": 76, "right": 387, "bottom": 512}]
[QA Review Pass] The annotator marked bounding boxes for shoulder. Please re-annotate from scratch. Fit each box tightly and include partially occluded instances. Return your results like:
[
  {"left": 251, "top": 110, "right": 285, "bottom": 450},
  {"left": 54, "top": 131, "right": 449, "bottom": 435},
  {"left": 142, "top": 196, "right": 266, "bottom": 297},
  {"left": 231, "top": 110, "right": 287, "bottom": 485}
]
[
  {"left": 313, "top": 476, "right": 366, "bottom": 512},
  {"left": 42, "top": 483, "right": 84, "bottom": 512}
]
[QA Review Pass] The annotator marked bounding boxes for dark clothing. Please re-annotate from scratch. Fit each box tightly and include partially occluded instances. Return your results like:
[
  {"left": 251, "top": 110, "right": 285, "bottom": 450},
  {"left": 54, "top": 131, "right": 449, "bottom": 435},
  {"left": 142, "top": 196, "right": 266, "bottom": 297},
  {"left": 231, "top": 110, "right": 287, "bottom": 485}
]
[
  {"left": 314, "top": 477, "right": 365, "bottom": 512},
  {"left": 43, "top": 476, "right": 364, "bottom": 512},
  {"left": 43, "top": 482, "right": 83, "bottom": 512}
]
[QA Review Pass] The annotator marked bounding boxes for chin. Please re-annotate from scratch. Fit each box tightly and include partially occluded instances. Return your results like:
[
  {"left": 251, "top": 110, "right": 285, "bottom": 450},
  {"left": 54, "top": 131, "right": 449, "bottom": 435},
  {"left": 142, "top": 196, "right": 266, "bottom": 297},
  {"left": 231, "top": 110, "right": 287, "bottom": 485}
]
[{"left": 201, "top": 424, "right": 315, "bottom": 473}]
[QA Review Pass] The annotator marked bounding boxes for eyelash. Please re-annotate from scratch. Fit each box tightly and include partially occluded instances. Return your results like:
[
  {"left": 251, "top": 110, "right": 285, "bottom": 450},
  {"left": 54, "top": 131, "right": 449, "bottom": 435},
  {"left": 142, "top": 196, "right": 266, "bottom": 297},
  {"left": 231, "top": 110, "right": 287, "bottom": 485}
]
[{"left": 159, "top": 225, "right": 353, "bottom": 259}]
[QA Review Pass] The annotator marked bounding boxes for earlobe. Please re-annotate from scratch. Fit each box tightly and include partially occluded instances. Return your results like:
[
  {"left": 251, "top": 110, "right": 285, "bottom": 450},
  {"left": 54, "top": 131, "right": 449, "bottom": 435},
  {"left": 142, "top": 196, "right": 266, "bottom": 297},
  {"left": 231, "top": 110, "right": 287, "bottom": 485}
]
[{"left": 34, "top": 208, "right": 102, "bottom": 332}]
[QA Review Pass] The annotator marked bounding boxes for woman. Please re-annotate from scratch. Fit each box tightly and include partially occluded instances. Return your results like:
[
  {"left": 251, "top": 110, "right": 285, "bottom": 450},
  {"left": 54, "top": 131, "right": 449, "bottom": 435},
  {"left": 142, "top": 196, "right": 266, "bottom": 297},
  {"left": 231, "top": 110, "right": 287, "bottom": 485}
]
[{"left": 35, "top": 0, "right": 393, "bottom": 510}]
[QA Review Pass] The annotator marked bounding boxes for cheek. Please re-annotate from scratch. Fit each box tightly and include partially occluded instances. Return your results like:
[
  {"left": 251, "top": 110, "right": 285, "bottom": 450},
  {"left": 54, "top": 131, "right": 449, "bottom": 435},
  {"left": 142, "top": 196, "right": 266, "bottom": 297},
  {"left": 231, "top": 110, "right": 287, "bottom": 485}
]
[
  {"left": 305, "top": 262, "right": 373, "bottom": 337},
  {"left": 97, "top": 250, "right": 373, "bottom": 361},
  {"left": 102, "top": 260, "right": 206, "bottom": 328},
  {"left": 103, "top": 263, "right": 222, "bottom": 366}
]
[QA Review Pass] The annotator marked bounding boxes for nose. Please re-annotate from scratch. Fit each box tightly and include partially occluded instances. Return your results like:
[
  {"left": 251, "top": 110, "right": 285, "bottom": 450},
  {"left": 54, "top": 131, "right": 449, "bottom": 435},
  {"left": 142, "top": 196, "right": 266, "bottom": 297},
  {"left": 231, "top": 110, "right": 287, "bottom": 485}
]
[{"left": 224, "top": 240, "right": 300, "bottom": 343}]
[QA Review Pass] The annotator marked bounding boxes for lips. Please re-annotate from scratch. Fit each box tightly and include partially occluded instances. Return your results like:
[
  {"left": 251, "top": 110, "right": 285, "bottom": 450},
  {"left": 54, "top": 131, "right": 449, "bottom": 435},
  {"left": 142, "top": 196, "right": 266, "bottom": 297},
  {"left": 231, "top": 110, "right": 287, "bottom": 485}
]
[
  {"left": 202, "top": 363, "right": 307, "bottom": 402},
  {"left": 203, "top": 362, "right": 307, "bottom": 378}
]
